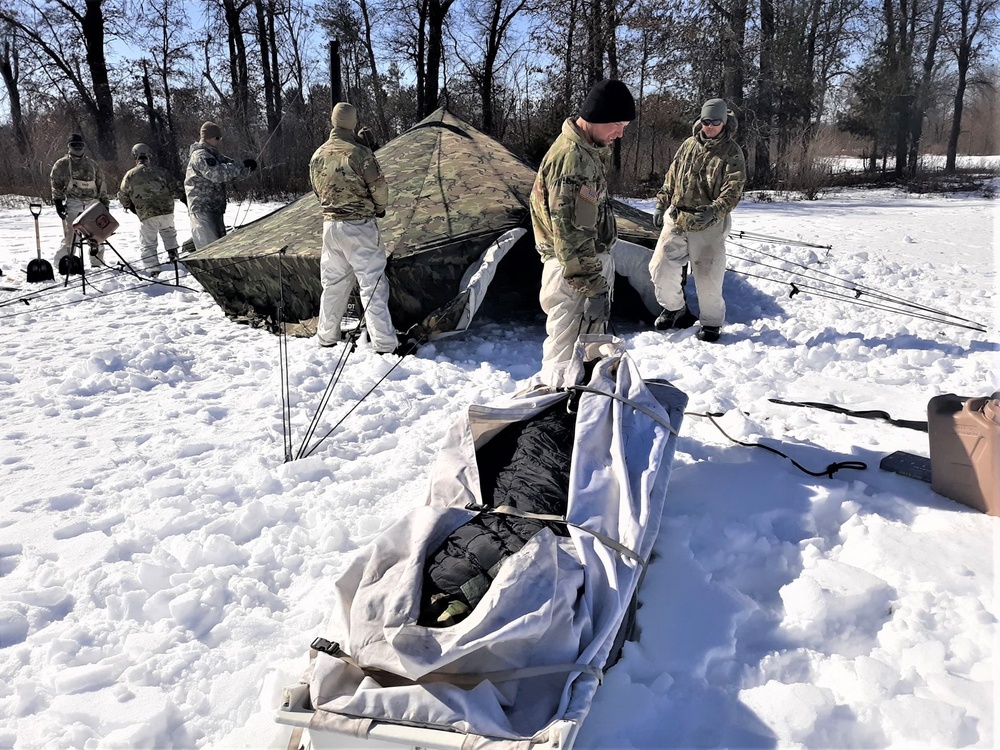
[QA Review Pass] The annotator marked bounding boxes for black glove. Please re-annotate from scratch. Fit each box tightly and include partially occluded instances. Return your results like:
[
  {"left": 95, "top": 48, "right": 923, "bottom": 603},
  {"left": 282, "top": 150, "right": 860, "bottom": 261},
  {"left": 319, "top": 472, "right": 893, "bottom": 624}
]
[
  {"left": 668, "top": 205, "right": 678, "bottom": 221},
  {"left": 582, "top": 291, "right": 610, "bottom": 324},
  {"left": 375, "top": 209, "right": 386, "bottom": 219},
  {"left": 123, "top": 204, "right": 133, "bottom": 214},
  {"left": 358, "top": 127, "right": 380, "bottom": 150},
  {"left": 243, "top": 159, "right": 258, "bottom": 172},
  {"left": 693, "top": 205, "right": 716, "bottom": 226},
  {"left": 54, "top": 199, "right": 67, "bottom": 220},
  {"left": 391, "top": 338, "right": 418, "bottom": 357},
  {"left": 652, "top": 205, "right": 665, "bottom": 228}
]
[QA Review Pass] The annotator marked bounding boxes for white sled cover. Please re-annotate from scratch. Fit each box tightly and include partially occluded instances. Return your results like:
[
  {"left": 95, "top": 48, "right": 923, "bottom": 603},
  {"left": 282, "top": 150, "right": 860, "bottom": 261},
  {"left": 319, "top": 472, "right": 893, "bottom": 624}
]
[{"left": 277, "top": 336, "right": 688, "bottom": 749}]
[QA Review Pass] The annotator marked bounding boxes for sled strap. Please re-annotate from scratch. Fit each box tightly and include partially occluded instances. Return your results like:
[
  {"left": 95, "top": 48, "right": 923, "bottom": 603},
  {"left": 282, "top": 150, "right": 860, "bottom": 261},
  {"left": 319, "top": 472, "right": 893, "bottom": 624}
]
[
  {"left": 310, "top": 638, "right": 602, "bottom": 687},
  {"left": 484, "top": 504, "right": 644, "bottom": 566},
  {"left": 565, "top": 385, "right": 680, "bottom": 437},
  {"left": 768, "top": 398, "right": 928, "bottom": 432}
]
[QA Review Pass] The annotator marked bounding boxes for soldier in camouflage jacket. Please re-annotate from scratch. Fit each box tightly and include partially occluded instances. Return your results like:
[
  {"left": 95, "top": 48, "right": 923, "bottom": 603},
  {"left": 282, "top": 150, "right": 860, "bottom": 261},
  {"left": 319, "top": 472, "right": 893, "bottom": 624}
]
[
  {"left": 50, "top": 132, "right": 111, "bottom": 269},
  {"left": 308, "top": 102, "right": 398, "bottom": 354},
  {"left": 120, "top": 143, "right": 184, "bottom": 274},
  {"left": 530, "top": 79, "right": 635, "bottom": 380},
  {"left": 649, "top": 98, "right": 747, "bottom": 342},
  {"left": 184, "top": 121, "right": 255, "bottom": 249}
]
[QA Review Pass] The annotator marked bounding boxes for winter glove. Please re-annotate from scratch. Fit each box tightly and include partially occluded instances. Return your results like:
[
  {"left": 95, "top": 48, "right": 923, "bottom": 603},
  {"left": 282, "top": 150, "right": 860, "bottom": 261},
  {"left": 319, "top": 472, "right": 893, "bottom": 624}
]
[
  {"left": 391, "top": 338, "right": 418, "bottom": 357},
  {"left": 565, "top": 273, "right": 607, "bottom": 297},
  {"left": 358, "top": 127, "right": 380, "bottom": 150},
  {"left": 653, "top": 205, "right": 665, "bottom": 228},
  {"left": 243, "top": 159, "right": 258, "bottom": 172},
  {"left": 693, "top": 204, "right": 716, "bottom": 227},
  {"left": 122, "top": 204, "right": 133, "bottom": 214},
  {"left": 582, "top": 291, "right": 610, "bottom": 323},
  {"left": 668, "top": 205, "right": 678, "bottom": 220},
  {"left": 54, "top": 199, "right": 67, "bottom": 220},
  {"left": 375, "top": 209, "right": 386, "bottom": 219}
]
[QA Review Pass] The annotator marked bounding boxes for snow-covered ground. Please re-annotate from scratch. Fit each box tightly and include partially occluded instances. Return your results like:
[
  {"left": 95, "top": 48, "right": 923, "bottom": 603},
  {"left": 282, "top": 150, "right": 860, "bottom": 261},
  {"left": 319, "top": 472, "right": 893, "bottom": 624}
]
[
  {"left": 824, "top": 154, "right": 1000, "bottom": 174},
  {"left": 0, "top": 184, "right": 996, "bottom": 749}
]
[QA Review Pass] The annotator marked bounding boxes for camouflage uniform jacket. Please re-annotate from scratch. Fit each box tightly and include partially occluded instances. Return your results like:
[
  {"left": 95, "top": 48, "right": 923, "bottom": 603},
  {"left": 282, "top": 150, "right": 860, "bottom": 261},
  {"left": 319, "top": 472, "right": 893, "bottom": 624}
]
[
  {"left": 530, "top": 117, "right": 616, "bottom": 291},
  {"left": 309, "top": 127, "right": 388, "bottom": 221},
  {"left": 184, "top": 141, "right": 248, "bottom": 215},
  {"left": 119, "top": 163, "right": 182, "bottom": 221},
  {"left": 50, "top": 153, "right": 109, "bottom": 204},
  {"left": 655, "top": 114, "right": 746, "bottom": 233}
]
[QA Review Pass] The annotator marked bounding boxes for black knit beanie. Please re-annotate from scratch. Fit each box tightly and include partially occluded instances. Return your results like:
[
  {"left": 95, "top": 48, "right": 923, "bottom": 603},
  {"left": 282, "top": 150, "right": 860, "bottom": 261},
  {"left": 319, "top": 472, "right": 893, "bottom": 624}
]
[{"left": 580, "top": 80, "right": 636, "bottom": 123}]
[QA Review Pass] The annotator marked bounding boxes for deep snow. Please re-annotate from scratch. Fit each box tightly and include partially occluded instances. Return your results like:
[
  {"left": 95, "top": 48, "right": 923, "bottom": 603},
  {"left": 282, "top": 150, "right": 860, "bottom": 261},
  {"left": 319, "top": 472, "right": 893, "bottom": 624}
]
[{"left": 0, "top": 182, "right": 996, "bottom": 750}]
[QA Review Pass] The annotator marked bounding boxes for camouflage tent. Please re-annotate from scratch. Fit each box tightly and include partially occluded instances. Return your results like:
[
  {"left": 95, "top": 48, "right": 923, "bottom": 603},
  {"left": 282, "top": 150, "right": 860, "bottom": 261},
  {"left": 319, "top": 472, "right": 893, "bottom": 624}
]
[{"left": 183, "top": 108, "right": 660, "bottom": 340}]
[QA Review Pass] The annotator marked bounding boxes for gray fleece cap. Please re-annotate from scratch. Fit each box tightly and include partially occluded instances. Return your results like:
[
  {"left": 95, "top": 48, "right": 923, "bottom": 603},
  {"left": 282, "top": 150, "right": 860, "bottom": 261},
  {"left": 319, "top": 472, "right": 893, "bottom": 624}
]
[{"left": 700, "top": 98, "right": 728, "bottom": 123}]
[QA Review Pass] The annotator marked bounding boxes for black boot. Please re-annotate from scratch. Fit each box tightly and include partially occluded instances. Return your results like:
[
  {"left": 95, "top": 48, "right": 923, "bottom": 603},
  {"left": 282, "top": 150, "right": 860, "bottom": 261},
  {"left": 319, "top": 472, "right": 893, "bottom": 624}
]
[
  {"left": 696, "top": 325, "right": 721, "bottom": 343},
  {"left": 654, "top": 305, "right": 688, "bottom": 330}
]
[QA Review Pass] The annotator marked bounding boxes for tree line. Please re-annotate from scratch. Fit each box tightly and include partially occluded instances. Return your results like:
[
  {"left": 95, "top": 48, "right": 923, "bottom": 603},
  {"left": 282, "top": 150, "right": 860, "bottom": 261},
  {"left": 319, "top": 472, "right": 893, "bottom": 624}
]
[{"left": 0, "top": 0, "right": 996, "bottom": 201}]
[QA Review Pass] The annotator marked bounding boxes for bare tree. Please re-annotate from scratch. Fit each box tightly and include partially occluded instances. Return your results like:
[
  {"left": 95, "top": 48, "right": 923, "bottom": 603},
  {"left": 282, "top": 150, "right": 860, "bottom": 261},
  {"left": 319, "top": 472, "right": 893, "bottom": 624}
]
[
  {"left": 0, "top": 22, "right": 30, "bottom": 156},
  {"left": 132, "top": 0, "right": 195, "bottom": 175},
  {"left": 254, "top": 0, "right": 283, "bottom": 133},
  {"left": 451, "top": 0, "right": 532, "bottom": 134},
  {"left": 0, "top": 0, "right": 120, "bottom": 159},
  {"left": 944, "top": 0, "right": 999, "bottom": 170},
  {"left": 906, "top": 0, "right": 946, "bottom": 176}
]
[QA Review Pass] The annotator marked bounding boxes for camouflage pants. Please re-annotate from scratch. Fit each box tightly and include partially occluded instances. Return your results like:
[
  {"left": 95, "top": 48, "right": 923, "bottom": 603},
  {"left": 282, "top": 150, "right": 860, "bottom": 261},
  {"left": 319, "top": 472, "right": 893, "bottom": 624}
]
[
  {"left": 539, "top": 253, "right": 614, "bottom": 378},
  {"left": 54, "top": 198, "right": 105, "bottom": 269},
  {"left": 649, "top": 213, "right": 731, "bottom": 327},
  {"left": 138, "top": 214, "right": 178, "bottom": 272},
  {"left": 189, "top": 212, "right": 226, "bottom": 250},
  {"left": 317, "top": 219, "right": 398, "bottom": 352}
]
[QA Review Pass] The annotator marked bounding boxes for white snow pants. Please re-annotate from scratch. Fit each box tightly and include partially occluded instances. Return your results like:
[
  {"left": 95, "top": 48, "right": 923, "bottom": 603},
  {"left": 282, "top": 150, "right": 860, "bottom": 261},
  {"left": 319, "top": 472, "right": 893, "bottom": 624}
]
[
  {"left": 317, "top": 218, "right": 398, "bottom": 352},
  {"left": 54, "top": 198, "right": 105, "bottom": 268},
  {"left": 649, "top": 213, "right": 731, "bottom": 327},
  {"left": 138, "top": 214, "right": 179, "bottom": 272},
  {"left": 189, "top": 212, "right": 226, "bottom": 250},
  {"left": 539, "top": 252, "right": 614, "bottom": 378}
]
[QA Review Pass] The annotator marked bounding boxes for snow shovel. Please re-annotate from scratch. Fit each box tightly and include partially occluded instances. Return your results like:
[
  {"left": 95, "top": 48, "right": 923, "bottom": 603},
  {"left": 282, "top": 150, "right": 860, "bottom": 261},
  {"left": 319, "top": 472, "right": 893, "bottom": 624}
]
[{"left": 26, "top": 203, "right": 54, "bottom": 282}]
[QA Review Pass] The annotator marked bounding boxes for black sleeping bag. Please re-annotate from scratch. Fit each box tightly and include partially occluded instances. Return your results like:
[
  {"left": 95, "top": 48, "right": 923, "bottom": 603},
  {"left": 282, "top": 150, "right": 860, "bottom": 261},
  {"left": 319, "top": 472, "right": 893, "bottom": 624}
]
[{"left": 419, "top": 400, "right": 576, "bottom": 626}]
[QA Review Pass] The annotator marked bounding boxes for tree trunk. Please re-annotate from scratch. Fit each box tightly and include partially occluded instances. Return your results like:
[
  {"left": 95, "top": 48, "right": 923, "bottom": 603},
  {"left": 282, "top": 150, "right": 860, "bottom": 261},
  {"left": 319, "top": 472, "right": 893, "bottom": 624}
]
[
  {"left": 585, "top": 0, "right": 603, "bottom": 87},
  {"left": 359, "top": 0, "right": 390, "bottom": 139},
  {"left": 946, "top": 43, "right": 970, "bottom": 171},
  {"left": 0, "top": 33, "right": 29, "bottom": 156},
  {"left": 563, "top": 0, "right": 577, "bottom": 112},
  {"left": 754, "top": 0, "right": 774, "bottom": 187},
  {"left": 723, "top": 0, "right": 747, "bottom": 109},
  {"left": 82, "top": 0, "right": 116, "bottom": 160},
  {"left": 421, "top": 0, "right": 454, "bottom": 117},
  {"left": 907, "top": 0, "right": 946, "bottom": 177},
  {"left": 254, "top": 0, "right": 279, "bottom": 132},
  {"left": 222, "top": 0, "right": 251, "bottom": 139},
  {"left": 415, "top": 0, "right": 428, "bottom": 116}
]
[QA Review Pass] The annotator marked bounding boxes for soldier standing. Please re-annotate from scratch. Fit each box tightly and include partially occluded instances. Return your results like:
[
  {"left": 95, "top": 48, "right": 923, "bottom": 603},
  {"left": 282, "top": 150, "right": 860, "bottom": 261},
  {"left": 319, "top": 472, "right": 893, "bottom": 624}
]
[
  {"left": 649, "top": 98, "right": 746, "bottom": 342},
  {"left": 50, "top": 132, "right": 110, "bottom": 270},
  {"left": 529, "top": 79, "right": 635, "bottom": 378},
  {"left": 184, "top": 121, "right": 256, "bottom": 249},
  {"left": 119, "top": 143, "right": 184, "bottom": 275},
  {"left": 309, "top": 102, "right": 400, "bottom": 355}
]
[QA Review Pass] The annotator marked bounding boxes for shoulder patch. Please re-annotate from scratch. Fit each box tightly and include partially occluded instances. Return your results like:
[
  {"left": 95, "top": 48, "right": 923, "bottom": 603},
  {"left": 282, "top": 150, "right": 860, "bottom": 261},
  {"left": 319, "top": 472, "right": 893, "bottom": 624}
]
[{"left": 579, "top": 184, "right": 598, "bottom": 205}]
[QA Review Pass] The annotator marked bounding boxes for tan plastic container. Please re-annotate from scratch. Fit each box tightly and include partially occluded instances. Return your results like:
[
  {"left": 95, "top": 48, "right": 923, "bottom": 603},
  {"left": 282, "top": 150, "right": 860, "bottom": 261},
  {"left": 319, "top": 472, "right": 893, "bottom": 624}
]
[
  {"left": 928, "top": 392, "right": 1000, "bottom": 516},
  {"left": 72, "top": 201, "right": 119, "bottom": 242}
]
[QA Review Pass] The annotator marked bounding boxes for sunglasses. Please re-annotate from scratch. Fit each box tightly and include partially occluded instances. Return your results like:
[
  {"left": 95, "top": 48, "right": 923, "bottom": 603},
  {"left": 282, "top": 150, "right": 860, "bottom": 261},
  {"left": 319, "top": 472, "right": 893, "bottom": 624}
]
[{"left": 701, "top": 118, "right": 723, "bottom": 127}]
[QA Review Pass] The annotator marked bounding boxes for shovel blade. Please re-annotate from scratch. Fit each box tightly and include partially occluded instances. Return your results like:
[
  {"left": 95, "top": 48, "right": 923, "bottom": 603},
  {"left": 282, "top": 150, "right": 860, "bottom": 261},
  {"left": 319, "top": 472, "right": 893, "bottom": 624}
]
[{"left": 26, "top": 258, "right": 55, "bottom": 283}]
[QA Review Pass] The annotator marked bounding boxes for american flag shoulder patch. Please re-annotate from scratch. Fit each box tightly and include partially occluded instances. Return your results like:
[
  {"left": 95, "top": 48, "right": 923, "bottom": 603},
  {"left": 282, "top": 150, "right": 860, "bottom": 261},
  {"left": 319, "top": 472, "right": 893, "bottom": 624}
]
[{"left": 578, "top": 184, "right": 598, "bottom": 204}]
